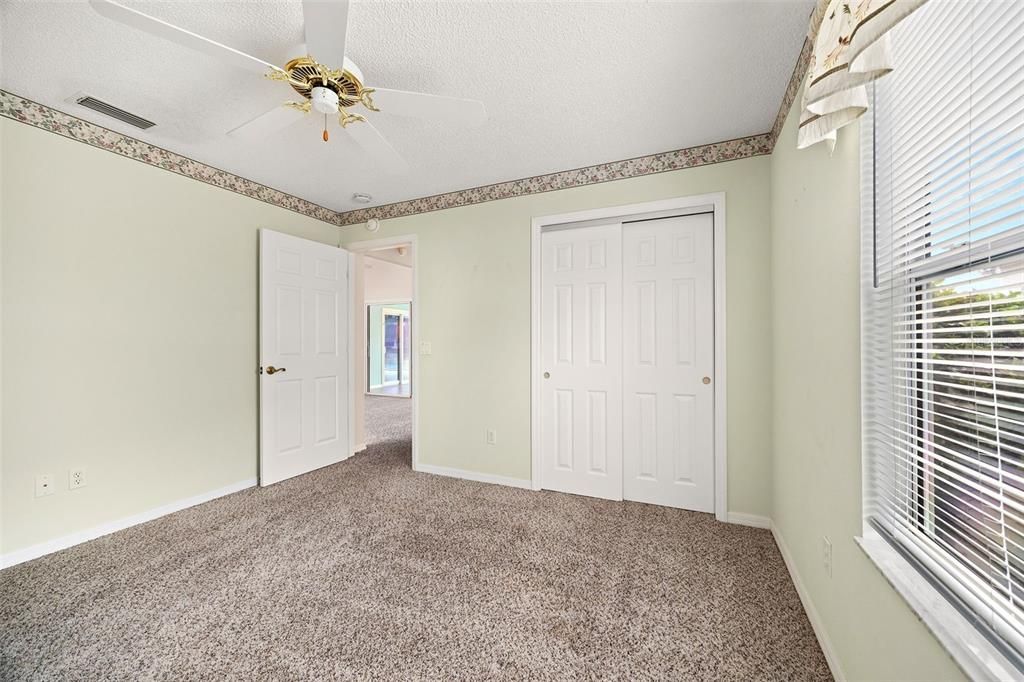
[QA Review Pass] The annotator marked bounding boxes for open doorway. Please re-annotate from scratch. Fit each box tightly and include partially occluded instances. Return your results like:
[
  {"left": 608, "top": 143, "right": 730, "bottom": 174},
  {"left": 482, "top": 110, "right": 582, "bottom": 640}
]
[{"left": 346, "top": 235, "right": 418, "bottom": 472}]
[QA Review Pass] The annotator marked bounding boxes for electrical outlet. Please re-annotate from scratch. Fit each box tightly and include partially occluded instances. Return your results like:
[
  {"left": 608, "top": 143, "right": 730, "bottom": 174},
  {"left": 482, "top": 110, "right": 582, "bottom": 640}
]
[
  {"left": 823, "top": 536, "right": 833, "bottom": 577},
  {"left": 35, "top": 474, "right": 55, "bottom": 498},
  {"left": 420, "top": 341, "right": 432, "bottom": 356},
  {"left": 486, "top": 429, "right": 497, "bottom": 445},
  {"left": 69, "top": 468, "right": 86, "bottom": 490}
]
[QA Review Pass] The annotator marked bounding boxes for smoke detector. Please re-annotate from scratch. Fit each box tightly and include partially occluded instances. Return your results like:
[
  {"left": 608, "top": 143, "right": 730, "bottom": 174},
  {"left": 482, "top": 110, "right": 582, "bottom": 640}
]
[{"left": 366, "top": 218, "right": 381, "bottom": 232}]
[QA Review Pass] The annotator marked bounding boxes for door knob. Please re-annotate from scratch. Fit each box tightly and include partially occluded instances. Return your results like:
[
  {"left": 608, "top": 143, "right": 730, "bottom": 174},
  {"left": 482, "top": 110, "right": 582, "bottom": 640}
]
[
  {"left": 702, "top": 376, "right": 711, "bottom": 385},
  {"left": 543, "top": 371, "right": 550, "bottom": 379},
  {"left": 266, "top": 366, "right": 287, "bottom": 375}
]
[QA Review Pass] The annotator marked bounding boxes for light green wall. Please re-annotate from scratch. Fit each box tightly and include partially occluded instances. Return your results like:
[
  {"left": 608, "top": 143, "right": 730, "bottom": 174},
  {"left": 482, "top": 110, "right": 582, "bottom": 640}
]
[
  {"left": 342, "top": 155, "right": 774, "bottom": 516},
  {"left": 0, "top": 118, "right": 338, "bottom": 554},
  {"left": 770, "top": 105, "right": 963, "bottom": 679}
]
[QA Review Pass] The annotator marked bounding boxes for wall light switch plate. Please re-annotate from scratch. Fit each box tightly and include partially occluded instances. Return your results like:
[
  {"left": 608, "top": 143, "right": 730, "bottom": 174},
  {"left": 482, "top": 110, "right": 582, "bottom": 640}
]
[
  {"left": 69, "top": 468, "right": 86, "bottom": 490},
  {"left": 420, "top": 341, "right": 432, "bottom": 356},
  {"left": 35, "top": 474, "right": 55, "bottom": 497},
  {"left": 823, "top": 536, "right": 833, "bottom": 577},
  {"left": 486, "top": 429, "right": 497, "bottom": 445}
]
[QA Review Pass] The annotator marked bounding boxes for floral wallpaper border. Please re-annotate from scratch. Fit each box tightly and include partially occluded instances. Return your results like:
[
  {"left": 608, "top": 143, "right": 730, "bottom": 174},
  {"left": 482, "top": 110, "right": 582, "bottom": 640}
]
[
  {"left": 2, "top": 3, "right": 824, "bottom": 231},
  {"left": 335, "top": 133, "right": 773, "bottom": 226},
  {"left": 0, "top": 90, "right": 343, "bottom": 226},
  {"left": 769, "top": 0, "right": 830, "bottom": 147}
]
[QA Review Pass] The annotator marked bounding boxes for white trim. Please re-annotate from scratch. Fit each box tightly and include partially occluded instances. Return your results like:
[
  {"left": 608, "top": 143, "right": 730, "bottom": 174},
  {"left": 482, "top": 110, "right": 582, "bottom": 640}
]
[
  {"left": 530, "top": 213, "right": 543, "bottom": 492},
  {"left": 344, "top": 234, "right": 419, "bottom": 472},
  {"left": 857, "top": 528, "right": 1021, "bottom": 682},
  {"left": 354, "top": 442, "right": 366, "bottom": 453},
  {"left": 0, "top": 478, "right": 256, "bottom": 569},
  {"left": 347, "top": 250, "right": 356, "bottom": 459},
  {"left": 726, "top": 512, "right": 771, "bottom": 529},
  {"left": 415, "top": 463, "right": 533, "bottom": 490},
  {"left": 530, "top": 193, "right": 729, "bottom": 521},
  {"left": 771, "top": 521, "right": 846, "bottom": 681}
]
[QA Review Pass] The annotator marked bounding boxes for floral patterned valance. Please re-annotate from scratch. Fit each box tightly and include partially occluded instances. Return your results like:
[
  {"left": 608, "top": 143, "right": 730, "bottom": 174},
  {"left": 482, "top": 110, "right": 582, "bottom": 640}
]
[{"left": 798, "top": 0, "right": 928, "bottom": 150}]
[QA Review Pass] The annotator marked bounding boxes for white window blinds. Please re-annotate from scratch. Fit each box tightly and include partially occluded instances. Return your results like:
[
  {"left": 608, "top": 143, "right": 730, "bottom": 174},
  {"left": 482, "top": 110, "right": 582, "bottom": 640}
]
[{"left": 863, "top": 0, "right": 1024, "bottom": 661}]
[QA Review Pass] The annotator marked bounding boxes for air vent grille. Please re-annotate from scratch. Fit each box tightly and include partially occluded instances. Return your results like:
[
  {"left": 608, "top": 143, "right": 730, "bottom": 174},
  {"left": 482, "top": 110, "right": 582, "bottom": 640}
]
[{"left": 75, "top": 96, "right": 155, "bottom": 130}]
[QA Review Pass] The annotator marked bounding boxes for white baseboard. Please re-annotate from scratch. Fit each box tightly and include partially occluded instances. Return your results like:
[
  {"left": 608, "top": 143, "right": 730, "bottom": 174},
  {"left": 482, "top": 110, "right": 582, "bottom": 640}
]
[
  {"left": 353, "top": 442, "right": 366, "bottom": 454},
  {"left": 726, "top": 512, "right": 772, "bottom": 529},
  {"left": 0, "top": 478, "right": 257, "bottom": 570},
  {"left": 414, "top": 463, "right": 532, "bottom": 490},
  {"left": 771, "top": 521, "right": 845, "bottom": 681}
]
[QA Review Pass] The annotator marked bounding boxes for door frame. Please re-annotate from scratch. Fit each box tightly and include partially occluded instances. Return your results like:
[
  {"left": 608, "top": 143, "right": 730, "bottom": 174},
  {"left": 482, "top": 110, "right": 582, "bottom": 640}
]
[
  {"left": 344, "top": 234, "right": 419, "bottom": 472},
  {"left": 530, "top": 193, "right": 728, "bottom": 522}
]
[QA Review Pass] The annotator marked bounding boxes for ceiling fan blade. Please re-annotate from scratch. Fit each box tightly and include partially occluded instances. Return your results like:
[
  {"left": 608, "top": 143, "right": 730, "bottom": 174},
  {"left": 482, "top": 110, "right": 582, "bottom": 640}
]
[
  {"left": 366, "top": 88, "right": 487, "bottom": 127},
  {"left": 228, "top": 105, "right": 307, "bottom": 139},
  {"left": 89, "top": 0, "right": 279, "bottom": 75},
  {"left": 302, "top": 0, "right": 349, "bottom": 68},
  {"left": 345, "top": 121, "right": 409, "bottom": 175}
]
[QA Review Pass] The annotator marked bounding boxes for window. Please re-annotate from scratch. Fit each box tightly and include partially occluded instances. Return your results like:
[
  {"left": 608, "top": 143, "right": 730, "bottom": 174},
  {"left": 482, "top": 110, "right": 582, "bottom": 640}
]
[{"left": 863, "top": 0, "right": 1024, "bottom": 665}]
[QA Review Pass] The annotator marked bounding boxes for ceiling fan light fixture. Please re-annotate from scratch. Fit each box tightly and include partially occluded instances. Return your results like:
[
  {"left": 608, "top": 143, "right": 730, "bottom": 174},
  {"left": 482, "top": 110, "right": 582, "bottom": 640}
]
[{"left": 310, "top": 86, "right": 339, "bottom": 115}]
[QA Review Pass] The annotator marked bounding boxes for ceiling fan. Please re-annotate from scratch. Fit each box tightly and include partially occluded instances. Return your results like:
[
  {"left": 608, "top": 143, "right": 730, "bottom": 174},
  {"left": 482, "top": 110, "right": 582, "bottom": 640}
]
[{"left": 88, "top": 0, "right": 488, "bottom": 174}]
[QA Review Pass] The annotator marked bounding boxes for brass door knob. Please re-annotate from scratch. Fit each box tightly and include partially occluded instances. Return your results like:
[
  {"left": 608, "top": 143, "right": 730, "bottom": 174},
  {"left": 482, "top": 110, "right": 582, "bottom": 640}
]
[
  {"left": 702, "top": 376, "right": 711, "bottom": 385},
  {"left": 266, "top": 366, "right": 287, "bottom": 375}
]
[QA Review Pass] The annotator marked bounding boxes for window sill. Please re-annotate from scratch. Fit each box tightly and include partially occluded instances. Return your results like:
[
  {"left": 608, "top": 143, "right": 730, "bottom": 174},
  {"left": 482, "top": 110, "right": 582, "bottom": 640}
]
[{"left": 857, "top": 528, "right": 1020, "bottom": 681}]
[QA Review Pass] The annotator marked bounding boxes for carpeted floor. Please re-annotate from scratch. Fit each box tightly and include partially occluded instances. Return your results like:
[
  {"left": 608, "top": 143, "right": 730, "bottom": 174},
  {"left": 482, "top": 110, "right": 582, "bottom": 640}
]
[{"left": 0, "top": 396, "right": 829, "bottom": 680}]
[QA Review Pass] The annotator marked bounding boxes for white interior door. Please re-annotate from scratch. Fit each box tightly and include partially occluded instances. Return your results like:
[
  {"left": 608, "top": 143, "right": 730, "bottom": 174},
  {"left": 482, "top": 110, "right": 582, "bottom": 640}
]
[
  {"left": 622, "top": 214, "right": 715, "bottom": 511},
  {"left": 540, "top": 223, "right": 623, "bottom": 500},
  {"left": 259, "top": 229, "right": 351, "bottom": 486}
]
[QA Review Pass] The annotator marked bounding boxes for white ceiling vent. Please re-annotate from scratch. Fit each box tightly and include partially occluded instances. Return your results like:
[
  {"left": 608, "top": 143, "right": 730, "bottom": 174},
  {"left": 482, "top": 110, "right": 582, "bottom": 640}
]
[{"left": 72, "top": 95, "right": 155, "bottom": 130}]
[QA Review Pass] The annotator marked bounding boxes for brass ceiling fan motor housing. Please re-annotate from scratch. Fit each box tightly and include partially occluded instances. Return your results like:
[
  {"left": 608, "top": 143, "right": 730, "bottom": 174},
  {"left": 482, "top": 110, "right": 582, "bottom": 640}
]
[{"left": 282, "top": 56, "right": 365, "bottom": 109}]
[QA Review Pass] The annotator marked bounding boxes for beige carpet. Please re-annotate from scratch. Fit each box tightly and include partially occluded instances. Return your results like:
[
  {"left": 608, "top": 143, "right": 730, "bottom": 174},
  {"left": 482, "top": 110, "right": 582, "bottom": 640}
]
[{"left": 0, "top": 396, "right": 830, "bottom": 680}]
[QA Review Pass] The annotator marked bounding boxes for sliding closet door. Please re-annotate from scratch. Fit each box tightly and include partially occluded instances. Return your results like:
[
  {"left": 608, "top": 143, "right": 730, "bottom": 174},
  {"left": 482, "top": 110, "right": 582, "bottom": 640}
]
[
  {"left": 622, "top": 214, "right": 715, "bottom": 512},
  {"left": 539, "top": 223, "right": 624, "bottom": 500}
]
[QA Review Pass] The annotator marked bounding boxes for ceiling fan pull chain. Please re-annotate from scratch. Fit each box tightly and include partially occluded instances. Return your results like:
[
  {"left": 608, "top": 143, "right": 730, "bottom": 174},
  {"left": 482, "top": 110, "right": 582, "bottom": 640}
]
[{"left": 323, "top": 113, "right": 329, "bottom": 142}]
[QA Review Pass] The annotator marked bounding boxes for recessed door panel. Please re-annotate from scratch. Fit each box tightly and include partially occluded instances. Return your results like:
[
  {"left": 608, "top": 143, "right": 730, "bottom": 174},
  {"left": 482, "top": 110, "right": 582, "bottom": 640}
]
[
  {"left": 277, "top": 249, "right": 302, "bottom": 275},
  {"left": 555, "top": 389, "right": 574, "bottom": 470},
  {"left": 315, "top": 290, "right": 338, "bottom": 356},
  {"left": 314, "top": 376, "right": 339, "bottom": 445},
  {"left": 635, "top": 281, "right": 657, "bottom": 366},
  {"left": 275, "top": 379, "right": 303, "bottom": 454},
  {"left": 276, "top": 286, "right": 303, "bottom": 356},
  {"left": 587, "top": 283, "right": 607, "bottom": 365},
  {"left": 635, "top": 393, "right": 657, "bottom": 480},
  {"left": 555, "top": 285, "right": 573, "bottom": 365},
  {"left": 673, "top": 279, "right": 696, "bottom": 366},
  {"left": 673, "top": 394, "right": 696, "bottom": 483},
  {"left": 587, "top": 391, "right": 608, "bottom": 474}
]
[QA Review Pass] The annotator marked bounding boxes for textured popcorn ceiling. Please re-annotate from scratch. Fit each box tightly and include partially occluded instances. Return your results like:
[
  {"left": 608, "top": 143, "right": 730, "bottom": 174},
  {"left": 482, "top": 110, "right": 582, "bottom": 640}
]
[{"left": 0, "top": 0, "right": 813, "bottom": 212}]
